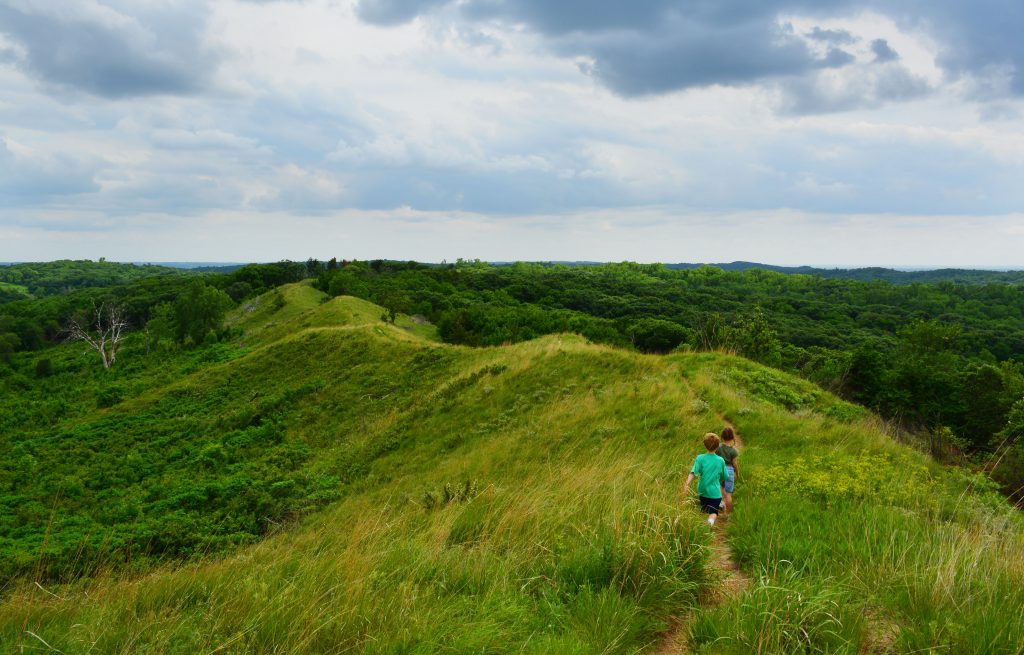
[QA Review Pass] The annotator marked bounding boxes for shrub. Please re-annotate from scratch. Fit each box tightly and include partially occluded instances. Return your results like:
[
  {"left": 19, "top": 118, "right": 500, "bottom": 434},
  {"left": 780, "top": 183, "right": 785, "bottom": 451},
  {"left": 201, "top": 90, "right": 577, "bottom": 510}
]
[
  {"left": 35, "top": 358, "right": 53, "bottom": 378},
  {"left": 96, "top": 385, "right": 124, "bottom": 408},
  {"left": 629, "top": 318, "right": 693, "bottom": 354}
]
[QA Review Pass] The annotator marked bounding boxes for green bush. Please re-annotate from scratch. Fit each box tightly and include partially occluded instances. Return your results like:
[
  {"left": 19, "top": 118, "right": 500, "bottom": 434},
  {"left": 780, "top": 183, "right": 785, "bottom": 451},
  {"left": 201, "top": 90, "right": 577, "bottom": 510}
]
[
  {"left": 96, "top": 385, "right": 124, "bottom": 408},
  {"left": 34, "top": 357, "right": 53, "bottom": 378}
]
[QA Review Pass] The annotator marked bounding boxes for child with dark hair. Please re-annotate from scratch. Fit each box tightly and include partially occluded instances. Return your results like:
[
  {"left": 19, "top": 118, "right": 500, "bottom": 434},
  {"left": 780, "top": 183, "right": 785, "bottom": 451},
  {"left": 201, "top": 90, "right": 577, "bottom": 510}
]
[
  {"left": 685, "top": 432, "right": 728, "bottom": 526},
  {"left": 716, "top": 426, "right": 740, "bottom": 514}
]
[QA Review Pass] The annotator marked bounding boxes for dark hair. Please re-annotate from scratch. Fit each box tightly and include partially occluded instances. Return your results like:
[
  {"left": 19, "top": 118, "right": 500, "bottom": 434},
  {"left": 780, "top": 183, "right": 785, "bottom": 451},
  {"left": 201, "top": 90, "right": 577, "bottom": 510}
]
[
  {"left": 721, "top": 426, "right": 735, "bottom": 442},
  {"left": 703, "top": 432, "right": 720, "bottom": 451}
]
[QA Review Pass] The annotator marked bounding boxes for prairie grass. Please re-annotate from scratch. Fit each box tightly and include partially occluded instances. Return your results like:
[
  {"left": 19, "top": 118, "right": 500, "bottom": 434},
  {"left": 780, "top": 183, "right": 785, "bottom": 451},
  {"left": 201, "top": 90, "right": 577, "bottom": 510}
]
[
  {"left": 686, "top": 356, "right": 1024, "bottom": 655},
  {"left": 2, "top": 296, "right": 714, "bottom": 652},
  {"left": 3, "top": 286, "right": 1024, "bottom": 653}
]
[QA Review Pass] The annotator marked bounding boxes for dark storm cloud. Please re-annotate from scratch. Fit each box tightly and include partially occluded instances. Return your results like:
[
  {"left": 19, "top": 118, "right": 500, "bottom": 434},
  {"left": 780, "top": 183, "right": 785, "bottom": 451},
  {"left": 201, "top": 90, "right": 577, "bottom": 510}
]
[
  {"left": 871, "top": 39, "right": 898, "bottom": 63},
  {"left": 0, "top": 2, "right": 216, "bottom": 98},
  {"left": 356, "top": 0, "right": 1024, "bottom": 100}
]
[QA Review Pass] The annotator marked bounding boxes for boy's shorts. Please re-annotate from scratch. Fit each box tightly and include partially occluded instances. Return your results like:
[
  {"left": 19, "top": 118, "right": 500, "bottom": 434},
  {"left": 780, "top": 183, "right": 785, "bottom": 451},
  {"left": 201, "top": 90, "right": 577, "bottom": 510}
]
[
  {"left": 723, "top": 466, "right": 735, "bottom": 493},
  {"left": 698, "top": 496, "right": 721, "bottom": 514}
]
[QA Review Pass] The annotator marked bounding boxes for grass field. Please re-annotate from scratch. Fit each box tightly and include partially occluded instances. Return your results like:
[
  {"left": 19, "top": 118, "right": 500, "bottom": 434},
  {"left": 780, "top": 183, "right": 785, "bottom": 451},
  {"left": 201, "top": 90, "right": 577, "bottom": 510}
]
[{"left": 2, "top": 283, "right": 1022, "bottom": 653}]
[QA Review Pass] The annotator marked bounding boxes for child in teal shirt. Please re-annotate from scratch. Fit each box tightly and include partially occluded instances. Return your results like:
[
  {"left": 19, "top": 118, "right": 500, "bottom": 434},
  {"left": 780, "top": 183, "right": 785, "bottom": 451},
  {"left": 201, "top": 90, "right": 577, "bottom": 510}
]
[{"left": 685, "top": 432, "right": 728, "bottom": 526}]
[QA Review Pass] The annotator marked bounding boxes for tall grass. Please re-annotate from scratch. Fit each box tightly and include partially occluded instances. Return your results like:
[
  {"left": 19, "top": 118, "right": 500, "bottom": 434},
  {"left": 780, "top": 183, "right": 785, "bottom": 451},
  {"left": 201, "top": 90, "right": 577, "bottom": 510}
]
[
  {"left": 685, "top": 356, "right": 1024, "bottom": 655},
  {"left": 4, "top": 288, "right": 1024, "bottom": 654},
  {"left": 2, "top": 329, "right": 716, "bottom": 653}
]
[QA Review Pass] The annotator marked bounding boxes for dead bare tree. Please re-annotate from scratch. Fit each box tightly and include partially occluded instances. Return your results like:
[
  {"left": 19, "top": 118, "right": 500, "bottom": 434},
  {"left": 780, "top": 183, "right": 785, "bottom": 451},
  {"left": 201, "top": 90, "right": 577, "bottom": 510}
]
[{"left": 66, "top": 302, "right": 128, "bottom": 370}]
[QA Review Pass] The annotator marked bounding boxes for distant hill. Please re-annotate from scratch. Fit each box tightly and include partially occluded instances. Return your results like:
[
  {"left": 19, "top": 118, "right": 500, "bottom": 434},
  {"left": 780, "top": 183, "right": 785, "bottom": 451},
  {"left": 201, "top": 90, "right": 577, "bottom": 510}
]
[
  {"left": 663, "top": 261, "right": 1024, "bottom": 284},
  {"left": 134, "top": 262, "right": 246, "bottom": 272},
  {"left": 494, "top": 260, "right": 1024, "bottom": 284}
]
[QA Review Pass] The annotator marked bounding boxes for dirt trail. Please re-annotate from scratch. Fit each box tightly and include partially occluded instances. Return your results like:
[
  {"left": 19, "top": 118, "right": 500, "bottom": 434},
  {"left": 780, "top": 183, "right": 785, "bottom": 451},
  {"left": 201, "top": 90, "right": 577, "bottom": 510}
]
[
  {"left": 655, "top": 428, "right": 751, "bottom": 655},
  {"left": 857, "top": 610, "right": 899, "bottom": 655}
]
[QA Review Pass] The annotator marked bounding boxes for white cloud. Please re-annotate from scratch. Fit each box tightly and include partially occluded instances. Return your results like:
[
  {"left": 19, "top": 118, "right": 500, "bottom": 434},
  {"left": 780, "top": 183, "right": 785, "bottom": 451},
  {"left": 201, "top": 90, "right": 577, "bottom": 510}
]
[{"left": 0, "top": 0, "right": 1023, "bottom": 265}]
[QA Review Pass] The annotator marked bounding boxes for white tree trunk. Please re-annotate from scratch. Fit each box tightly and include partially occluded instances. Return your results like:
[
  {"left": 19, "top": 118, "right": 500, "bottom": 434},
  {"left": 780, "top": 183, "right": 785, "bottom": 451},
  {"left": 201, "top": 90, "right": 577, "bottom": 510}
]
[{"left": 67, "top": 302, "right": 128, "bottom": 370}]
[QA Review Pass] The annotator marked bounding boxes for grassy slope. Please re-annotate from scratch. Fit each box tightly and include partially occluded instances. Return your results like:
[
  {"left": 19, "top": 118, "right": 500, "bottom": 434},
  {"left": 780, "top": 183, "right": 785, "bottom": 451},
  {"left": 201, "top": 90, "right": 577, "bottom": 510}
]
[
  {"left": 3, "top": 283, "right": 1023, "bottom": 654},
  {"left": 680, "top": 357, "right": 1024, "bottom": 653}
]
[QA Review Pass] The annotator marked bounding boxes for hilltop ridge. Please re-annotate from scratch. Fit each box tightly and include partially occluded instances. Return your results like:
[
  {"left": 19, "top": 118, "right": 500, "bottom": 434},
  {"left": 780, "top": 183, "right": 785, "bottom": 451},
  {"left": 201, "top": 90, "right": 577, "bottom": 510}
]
[{"left": 3, "top": 283, "right": 1022, "bottom": 653}]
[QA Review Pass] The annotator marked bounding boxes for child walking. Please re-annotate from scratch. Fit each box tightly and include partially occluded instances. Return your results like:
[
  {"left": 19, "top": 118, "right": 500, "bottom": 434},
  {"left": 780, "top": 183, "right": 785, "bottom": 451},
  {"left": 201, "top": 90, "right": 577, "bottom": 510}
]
[
  {"left": 685, "top": 432, "right": 728, "bottom": 526},
  {"left": 716, "top": 426, "right": 740, "bottom": 514}
]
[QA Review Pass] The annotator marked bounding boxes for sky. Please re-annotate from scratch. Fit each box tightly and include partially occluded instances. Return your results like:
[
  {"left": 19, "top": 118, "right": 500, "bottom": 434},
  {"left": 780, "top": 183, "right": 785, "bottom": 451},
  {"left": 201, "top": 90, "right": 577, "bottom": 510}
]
[{"left": 1, "top": 0, "right": 1023, "bottom": 267}]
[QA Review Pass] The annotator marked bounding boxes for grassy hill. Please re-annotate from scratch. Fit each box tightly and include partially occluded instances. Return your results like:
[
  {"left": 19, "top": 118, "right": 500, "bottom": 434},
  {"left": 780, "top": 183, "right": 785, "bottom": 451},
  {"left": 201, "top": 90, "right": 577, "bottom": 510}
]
[{"left": 2, "top": 283, "right": 1022, "bottom": 653}]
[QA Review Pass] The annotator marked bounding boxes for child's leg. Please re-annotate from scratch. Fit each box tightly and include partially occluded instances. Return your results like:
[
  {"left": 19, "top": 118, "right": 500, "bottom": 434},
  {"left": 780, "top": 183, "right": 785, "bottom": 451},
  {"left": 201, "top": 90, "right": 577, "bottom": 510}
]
[
  {"left": 699, "top": 496, "right": 721, "bottom": 525},
  {"left": 723, "top": 466, "right": 735, "bottom": 513}
]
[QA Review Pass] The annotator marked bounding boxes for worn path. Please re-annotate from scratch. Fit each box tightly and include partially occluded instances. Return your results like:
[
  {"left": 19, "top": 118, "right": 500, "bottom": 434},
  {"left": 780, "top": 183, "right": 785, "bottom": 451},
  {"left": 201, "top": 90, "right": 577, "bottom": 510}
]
[{"left": 655, "top": 429, "right": 751, "bottom": 655}]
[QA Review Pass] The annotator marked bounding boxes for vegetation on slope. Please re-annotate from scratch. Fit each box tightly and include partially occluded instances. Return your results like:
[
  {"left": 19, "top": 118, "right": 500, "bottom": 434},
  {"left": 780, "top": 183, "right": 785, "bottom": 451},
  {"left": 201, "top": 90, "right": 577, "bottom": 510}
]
[
  {"left": 311, "top": 260, "right": 1024, "bottom": 497},
  {"left": 3, "top": 283, "right": 1023, "bottom": 654},
  {"left": 683, "top": 355, "right": 1024, "bottom": 653},
  {"left": 0, "top": 285, "right": 438, "bottom": 580},
  {"left": 3, "top": 286, "right": 715, "bottom": 652}
]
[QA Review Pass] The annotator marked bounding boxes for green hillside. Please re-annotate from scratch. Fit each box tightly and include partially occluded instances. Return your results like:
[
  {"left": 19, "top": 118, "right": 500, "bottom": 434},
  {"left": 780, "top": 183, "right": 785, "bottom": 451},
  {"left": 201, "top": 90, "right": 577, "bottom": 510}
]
[{"left": 3, "top": 283, "right": 1023, "bottom": 654}]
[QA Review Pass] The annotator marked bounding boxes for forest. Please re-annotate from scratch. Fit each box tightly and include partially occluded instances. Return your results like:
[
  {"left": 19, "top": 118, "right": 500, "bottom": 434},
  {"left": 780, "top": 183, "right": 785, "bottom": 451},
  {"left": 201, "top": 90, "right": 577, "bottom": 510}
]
[{"left": 0, "top": 259, "right": 183, "bottom": 303}]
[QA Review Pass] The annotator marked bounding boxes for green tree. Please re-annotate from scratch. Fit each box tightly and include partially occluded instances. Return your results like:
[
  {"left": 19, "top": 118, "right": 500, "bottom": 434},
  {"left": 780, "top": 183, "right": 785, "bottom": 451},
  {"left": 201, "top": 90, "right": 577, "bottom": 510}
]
[
  {"left": 174, "top": 282, "right": 233, "bottom": 345},
  {"left": 696, "top": 313, "right": 730, "bottom": 351},
  {"left": 951, "top": 365, "right": 1012, "bottom": 449},
  {"left": 146, "top": 302, "right": 176, "bottom": 352},
  {"left": 629, "top": 318, "right": 691, "bottom": 353},
  {"left": 0, "top": 331, "right": 19, "bottom": 364},
  {"left": 733, "top": 308, "right": 782, "bottom": 366},
  {"left": 1001, "top": 397, "right": 1024, "bottom": 443},
  {"left": 886, "top": 320, "right": 962, "bottom": 433}
]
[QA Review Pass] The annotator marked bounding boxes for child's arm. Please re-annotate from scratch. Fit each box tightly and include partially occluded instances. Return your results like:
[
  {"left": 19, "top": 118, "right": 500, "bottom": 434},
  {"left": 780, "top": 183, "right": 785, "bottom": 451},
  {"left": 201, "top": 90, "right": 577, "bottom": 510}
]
[
  {"left": 685, "top": 472, "right": 695, "bottom": 491},
  {"left": 733, "top": 454, "right": 740, "bottom": 480}
]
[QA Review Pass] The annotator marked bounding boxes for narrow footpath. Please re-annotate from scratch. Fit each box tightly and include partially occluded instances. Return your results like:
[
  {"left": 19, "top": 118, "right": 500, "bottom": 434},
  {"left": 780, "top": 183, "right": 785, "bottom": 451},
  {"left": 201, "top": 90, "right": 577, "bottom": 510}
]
[{"left": 656, "top": 431, "right": 751, "bottom": 655}]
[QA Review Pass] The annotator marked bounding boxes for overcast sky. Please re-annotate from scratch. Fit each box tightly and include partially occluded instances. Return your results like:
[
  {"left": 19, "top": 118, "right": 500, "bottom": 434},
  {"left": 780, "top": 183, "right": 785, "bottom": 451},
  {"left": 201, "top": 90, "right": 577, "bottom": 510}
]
[{"left": 1, "top": 0, "right": 1022, "bottom": 266}]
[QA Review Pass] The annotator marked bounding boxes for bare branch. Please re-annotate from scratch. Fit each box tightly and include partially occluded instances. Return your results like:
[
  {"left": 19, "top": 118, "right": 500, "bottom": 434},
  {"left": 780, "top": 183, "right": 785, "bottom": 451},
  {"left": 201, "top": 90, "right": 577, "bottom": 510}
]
[{"left": 65, "top": 301, "right": 129, "bottom": 370}]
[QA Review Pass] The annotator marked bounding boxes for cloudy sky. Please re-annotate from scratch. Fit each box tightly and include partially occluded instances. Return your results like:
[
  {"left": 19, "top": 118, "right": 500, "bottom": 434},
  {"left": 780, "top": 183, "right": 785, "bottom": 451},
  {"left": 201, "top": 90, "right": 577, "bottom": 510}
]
[{"left": 1, "top": 0, "right": 1022, "bottom": 266}]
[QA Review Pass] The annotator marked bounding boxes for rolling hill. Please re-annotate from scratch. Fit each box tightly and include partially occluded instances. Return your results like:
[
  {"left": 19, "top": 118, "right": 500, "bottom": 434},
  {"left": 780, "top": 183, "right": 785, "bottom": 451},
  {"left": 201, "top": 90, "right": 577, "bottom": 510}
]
[{"left": 3, "top": 282, "right": 1022, "bottom": 654}]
